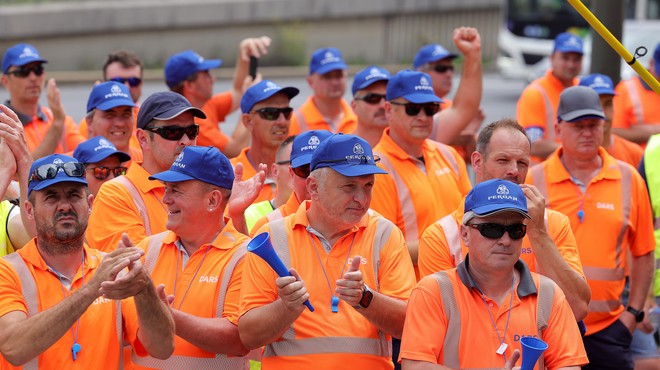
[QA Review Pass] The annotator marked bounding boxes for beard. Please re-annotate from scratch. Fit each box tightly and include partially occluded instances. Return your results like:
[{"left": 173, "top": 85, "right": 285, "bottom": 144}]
[{"left": 36, "top": 211, "right": 87, "bottom": 255}]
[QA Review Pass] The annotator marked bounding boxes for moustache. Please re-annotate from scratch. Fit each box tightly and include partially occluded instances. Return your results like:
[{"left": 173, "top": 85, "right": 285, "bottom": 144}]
[{"left": 55, "top": 211, "right": 77, "bottom": 221}]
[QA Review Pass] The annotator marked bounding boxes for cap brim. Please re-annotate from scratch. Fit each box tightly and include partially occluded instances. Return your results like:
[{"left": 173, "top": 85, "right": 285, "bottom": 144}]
[
  {"left": 401, "top": 93, "right": 443, "bottom": 104},
  {"left": 95, "top": 99, "right": 136, "bottom": 112},
  {"left": 593, "top": 88, "right": 616, "bottom": 96},
  {"left": 314, "top": 62, "right": 348, "bottom": 76},
  {"left": 554, "top": 48, "right": 583, "bottom": 55},
  {"left": 153, "top": 106, "right": 207, "bottom": 121},
  {"left": 470, "top": 206, "right": 532, "bottom": 219},
  {"left": 196, "top": 59, "right": 222, "bottom": 71},
  {"left": 149, "top": 169, "right": 196, "bottom": 183},
  {"left": 352, "top": 76, "right": 389, "bottom": 94},
  {"left": 291, "top": 154, "right": 312, "bottom": 168},
  {"left": 562, "top": 110, "right": 605, "bottom": 122},
  {"left": 85, "top": 150, "right": 132, "bottom": 164},
  {"left": 323, "top": 164, "right": 388, "bottom": 177},
  {"left": 14, "top": 58, "right": 48, "bottom": 67}
]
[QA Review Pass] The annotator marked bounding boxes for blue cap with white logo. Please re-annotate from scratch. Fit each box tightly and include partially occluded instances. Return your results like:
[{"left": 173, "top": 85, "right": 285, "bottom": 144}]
[
  {"left": 462, "top": 179, "right": 531, "bottom": 224},
  {"left": 149, "top": 146, "right": 234, "bottom": 190},
  {"left": 310, "top": 134, "right": 387, "bottom": 177},
  {"left": 73, "top": 136, "right": 131, "bottom": 165},
  {"left": 290, "top": 130, "right": 333, "bottom": 168},
  {"left": 579, "top": 73, "right": 616, "bottom": 96},
  {"left": 27, "top": 154, "right": 87, "bottom": 196},
  {"left": 240, "top": 80, "right": 299, "bottom": 113},
  {"left": 86, "top": 81, "right": 136, "bottom": 113},
  {"left": 553, "top": 32, "right": 584, "bottom": 54},
  {"left": 386, "top": 69, "right": 443, "bottom": 104},
  {"left": 2, "top": 43, "right": 48, "bottom": 74},
  {"left": 309, "top": 47, "right": 348, "bottom": 75},
  {"left": 164, "top": 50, "right": 222, "bottom": 88},
  {"left": 351, "top": 66, "right": 390, "bottom": 95},
  {"left": 413, "top": 44, "right": 457, "bottom": 69}
]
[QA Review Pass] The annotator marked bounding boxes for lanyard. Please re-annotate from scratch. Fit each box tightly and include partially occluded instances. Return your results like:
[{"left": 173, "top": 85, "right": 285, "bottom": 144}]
[
  {"left": 475, "top": 274, "right": 515, "bottom": 365},
  {"left": 308, "top": 231, "right": 356, "bottom": 313},
  {"left": 48, "top": 251, "right": 84, "bottom": 361}
]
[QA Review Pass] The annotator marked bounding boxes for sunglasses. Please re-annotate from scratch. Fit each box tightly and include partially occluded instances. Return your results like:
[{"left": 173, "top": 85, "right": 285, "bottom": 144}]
[
  {"left": 390, "top": 101, "right": 440, "bottom": 116},
  {"left": 432, "top": 65, "right": 454, "bottom": 73},
  {"left": 312, "top": 155, "right": 380, "bottom": 171},
  {"left": 7, "top": 65, "right": 44, "bottom": 78},
  {"left": 292, "top": 164, "right": 311, "bottom": 178},
  {"left": 29, "top": 162, "right": 86, "bottom": 184},
  {"left": 109, "top": 76, "right": 142, "bottom": 87},
  {"left": 253, "top": 107, "right": 293, "bottom": 121},
  {"left": 355, "top": 93, "right": 386, "bottom": 105},
  {"left": 468, "top": 223, "right": 527, "bottom": 240},
  {"left": 143, "top": 124, "right": 199, "bottom": 141},
  {"left": 87, "top": 166, "right": 127, "bottom": 180}
]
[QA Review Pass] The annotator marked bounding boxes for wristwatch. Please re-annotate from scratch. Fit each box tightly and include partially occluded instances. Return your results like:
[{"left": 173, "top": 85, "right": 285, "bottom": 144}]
[
  {"left": 626, "top": 306, "right": 645, "bottom": 323},
  {"left": 358, "top": 284, "right": 374, "bottom": 309}
]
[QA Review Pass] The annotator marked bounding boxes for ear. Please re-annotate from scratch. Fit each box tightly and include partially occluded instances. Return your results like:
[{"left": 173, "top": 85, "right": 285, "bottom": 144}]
[
  {"left": 271, "top": 163, "right": 279, "bottom": 178},
  {"left": 241, "top": 113, "right": 252, "bottom": 130},
  {"left": 554, "top": 121, "right": 561, "bottom": 138},
  {"left": 460, "top": 224, "right": 470, "bottom": 247},
  {"left": 350, "top": 99, "right": 358, "bottom": 111},
  {"left": 306, "top": 175, "right": 319, "bottom": 200},
  {"left": 1, "top": 74, "right": 9, "bottom": 88},
  {"left": 207, "top": 189, "right": 222, "bottom": 210},
  {"left": 306, "top": 75, "right": 314, "bottom": 88},
  {"left": 87, "top": 193, "right": 94, "bottom": 214},
  {"left": 24, "top": 199, "right": 35, "bottom": 221},
  {"left": 136, "top": 129, "right": 150, "bottom": 148}
]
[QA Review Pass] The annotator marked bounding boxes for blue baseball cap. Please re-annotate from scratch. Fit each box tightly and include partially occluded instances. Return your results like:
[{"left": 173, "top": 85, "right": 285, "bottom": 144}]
[
  {"left": 86, "top": 81, "right": 136, "bottom": 113},
  {"left": 73, "top": 136, "right": 131, "bottom": 164},
  {"left": 309, "top": 47, "right": 347, "bottom": 75},
  {"left": 2, "top": 43, "right": 48, "bottom": 74},
  {"left": 137, "top": 91, "right": 206, "bottom": 129},
  {"left": 310, "top": 134, "right": 387, "bottom": 177},
  {"left": 164, "top": 50, "right": 222, "bottom": 88},
  {"left": 240, "top": 80, "right": 300, "bottom": 113},
  {"left": 386, "top": 69, "right": 443, "bottom": 104},
  {"left": 553, "top": 32, "right": 584, "bottom": 54},
  {"left": 290, "top": 130, "right": 333, "bottom": 168},
  {"left": 28, "top": 154, "right": 87, "bottom": 196},
  {"left": 351, "top": 66, "right": 390, "bottom": 95},
  {"left": 149, "top": 146, "right": 234, "bottom": 190},
  {"left": 462, "top": 179, "right": 531, "bottom": 224},
  {"left": 413, "top": 44, "right": 457, "bottom": 69},
  {"left": 579, "top": 73, "right": 616, "bottom": 96}
]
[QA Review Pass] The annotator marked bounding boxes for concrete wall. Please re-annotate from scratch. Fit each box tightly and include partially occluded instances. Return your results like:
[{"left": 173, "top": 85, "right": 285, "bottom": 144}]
[{"left": 0, "top": 0, "right": 502, "bottom": 71}]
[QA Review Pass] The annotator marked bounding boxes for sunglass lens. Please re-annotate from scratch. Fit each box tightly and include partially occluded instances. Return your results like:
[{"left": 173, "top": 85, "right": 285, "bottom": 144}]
[{"left": 362, "top": 94, "right": 385, "bottom": 104}]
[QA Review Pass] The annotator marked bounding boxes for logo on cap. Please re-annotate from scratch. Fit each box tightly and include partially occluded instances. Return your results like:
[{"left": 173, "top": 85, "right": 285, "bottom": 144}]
[
  {"left": 111, "top": 85, "right": 122, "bottom": 94},
  {"left": 590, "top": 76, "right": 610, "bottom": 89},
  {"left": 353, "top": 143, "right": 364, "bottom": 155},
  {"left": 264, "top": 81, "right": 279, "bottom": 93},
  {"left": 19, "top": 47, "right": 39, "bottom": 59},
  {"left": 366, "top": 67, "right": 388, "bottom": 80},
  {"left": 104, "top": 84, "right": 130, "bottom": 99},
  {"left": 53, "top": 158, "right": 63, "bottom": 165},
  {"left": 99, "top": 138, "right": 111, "bottom": 147},
  {"left": 321, "top": 51, "right": 341, "bottom": 65},
  {"left": 414, "top": 76, "right": 433, "bottom": 92},
  {"left": 496, "top": 184, "right": 510, "bottom": 195},
  {"left": 565, "top": 36, "right": 581, "bottom": 47},
  {"left": 173, "top": 152, "right": 186, "bottom": 169},
  {"left": 308, "top": 135, "right": 320, "bottom": 146},
  {"left": 432, "top": 46, "right": 444, "bottom": 56}
]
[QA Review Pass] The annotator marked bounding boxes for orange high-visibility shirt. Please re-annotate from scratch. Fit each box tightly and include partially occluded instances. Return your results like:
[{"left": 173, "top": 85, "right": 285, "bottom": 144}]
[{"left": 289, "top": 96, "right": 357, "bottom": 134}]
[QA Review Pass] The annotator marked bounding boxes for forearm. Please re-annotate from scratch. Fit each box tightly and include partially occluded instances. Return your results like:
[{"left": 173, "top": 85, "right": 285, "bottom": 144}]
[
  {"left": 530, "top": 139, "right": 560, "bottom": 159},
  {"left": 628, "top": 252, "right": 655, "bottom": 310},
  {"left": 0, "top": 285, "right": 97, "bottom": 365},
  {"left": 16, "top": 156, "right": 35, "bottom": 238},
  {"left": 238, "top": 299, "right": 301, "bottom": 349},
  {"left": 527, "top": 228, "right": 590, "bottom": 320},
  {"left": 172, "top": 310, "right": 249, "bottom": 356},
  {"left": 134, "top": 282, "right": 175, "bottom": 360},
  {"left": 612, "top": 126, "right": 660, "bottom": 144},
  {"left": 30, "top": 121, "right": 63, "bottom": 160},
  {"left": 356, "top": 292, "right": 407, "bottom": 338}
]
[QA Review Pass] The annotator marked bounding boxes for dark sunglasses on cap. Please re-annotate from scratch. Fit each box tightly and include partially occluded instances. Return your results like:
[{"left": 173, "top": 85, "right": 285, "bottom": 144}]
[
  {"left": 312, "top": 155, "right": 380, "bottom": 171},
  {"left": 355, "top": 93, "right": 386, "bottom": 105},
  {"left": 29, "top": 162, "right": 86, "bottom": 184},
  {"left": 253, "top": 107, "right": 293, "bottom": 121},
  {"left": 468, "top": 223, "right": 527, "bottom": 240},
  {"left": 390, "top": 101, "right": 440, "bottom": 117},
  {"left": 143, "top": 124, "right": 199, "bottom": 141},
  {"left": 432, "top": 65, "right": 454, "bottom": 73},
  {"left": 7, "top": 65, "right": 44, "bottom": 78},
  {"left": 292, "top": 164, "right": 311, "bottom": 178},
  {"left": 87, "top": 166, "right": 127, "bottom": 180},
  {"left": 109, "top": 76, "right": 142, "bottom": 87}
]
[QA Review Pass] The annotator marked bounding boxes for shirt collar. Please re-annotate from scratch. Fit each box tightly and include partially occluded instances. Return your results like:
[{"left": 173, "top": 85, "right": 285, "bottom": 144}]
[
  {"left": 456, "top": 254, "right": 537, "bottom": 298},
  {"left": 3, "top": 101, "right": 47, "bottom": 126}
]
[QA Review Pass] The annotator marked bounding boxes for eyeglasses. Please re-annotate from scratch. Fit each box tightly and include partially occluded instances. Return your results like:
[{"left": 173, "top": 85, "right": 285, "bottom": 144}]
[
  {"left": 87, "top": 166, "right": 127, "bottom": 180},
  {"left": 432, "top": 65, "right": 454, "bottom": 73},
  {"left": 143, "top": 124, "right": 199, "bottom": 141},
  {"left": 109, "top": 76, "right": 142, "bottom": 87},
  {"left": 275, "top": 160, "right": 291, "bottom": 165},
  {"left": 253, "top": 107, "right": 293, "bottom": 121},
  {"left": 468, "top": 223, "right": 527, "bottom": 240},
  {"left": 355, "top": 93, "right": 386, "bottom": 105},
  {"left": 312, "top": 155, "right": 380, "bottom": 171},
  {"left": 29, "top": 162, "right": 86, "bottom": 184},
  {"left": 390, "top": 101, "right": 440, "bottom": 116},
  {"left": 7, "top": 65, "right": 44, "bottom": 78},
  {"left": 292, "top": 164, "right": 311, "bottom": 178}
]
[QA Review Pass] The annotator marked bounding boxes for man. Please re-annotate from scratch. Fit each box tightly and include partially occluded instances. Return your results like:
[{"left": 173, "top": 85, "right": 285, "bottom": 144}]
[
  {"left": 83, "top": 81, "right": 142, "bottom": 161},
  {"left": 579, "top": 73, "right": 643, "bottom": 168},
  {"left": 612, "top": 42, "right": 660, "bottom": 147},
  {"left": 244, "top": 135, "right": 295, "bottom": 232},
  {"left": 129, "top": 146, "right": 250, "bottom": 368},
  {"left": 165, "top": 36, "right": 270, "bottom": 157},
  {"left": 239, "top": 134, "right": 416, "bottom": 369},
  {"left": 290, "top": 47, "right": 357, "bottom": 134},
  {"left": 1, "top": 43, "right": 84, "bottom": 159},
  {"left": 248, "top": 129, "right": 332, "bottom": 236},
  {"left": 87, "top": 91, "right": 205, "bottom": 252},
  {"left": 73, "top": 136, "right": 131, "bottom": 197},
  {"left": 371, "top": 69, "right": 472, "bottom": 279},
  {"left": 351, "top": 65, "right": 391, "bottom": 147},
  {"left": 528, "top": 86, "right": 656, "bottom": 370},
  {"left": 231, "top": 80, "right": 299, "bottom": 204},
  {"left": 517, "top": 32, "right": 583, "bottom": 161},
  {"left": 418, "top": 118, "right": 590, "bottom": 321},
  {"left": 0, "top": 154, "right": 175, "bottom": 368},
  {"left": 400, "top": 179, "right": 588, "bottom": 369}
]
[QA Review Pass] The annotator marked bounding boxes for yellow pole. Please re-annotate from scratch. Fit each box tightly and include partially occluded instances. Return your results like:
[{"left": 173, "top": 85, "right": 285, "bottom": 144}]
[{"left": 566, "top": 0, "right": 660, "bottom": 94}]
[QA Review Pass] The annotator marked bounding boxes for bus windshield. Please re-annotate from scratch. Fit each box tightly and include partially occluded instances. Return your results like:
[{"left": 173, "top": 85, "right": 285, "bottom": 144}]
[{"left": 506, "top": 0, "right": 591, "bottom": 40}]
